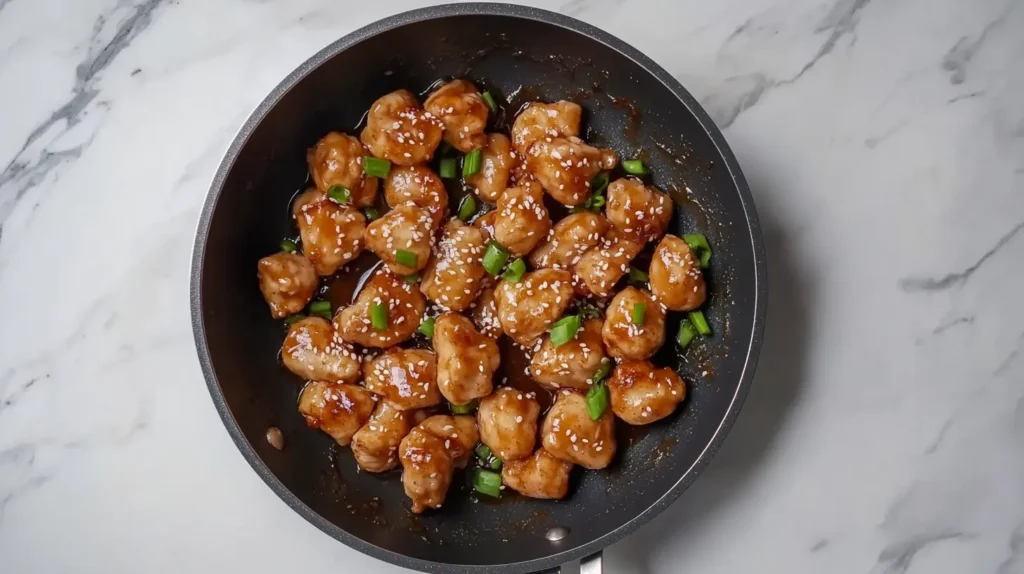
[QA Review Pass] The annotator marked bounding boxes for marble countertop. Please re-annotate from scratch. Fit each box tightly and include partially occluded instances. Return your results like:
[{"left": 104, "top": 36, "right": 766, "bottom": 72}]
[{"left": 1, "top": 0, "right": 1022, "bottom": 572}]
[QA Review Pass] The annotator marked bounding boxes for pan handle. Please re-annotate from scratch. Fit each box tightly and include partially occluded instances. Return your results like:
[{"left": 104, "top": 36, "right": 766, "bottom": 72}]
[{"left": 579, "top": 551, "right": 604, "bottom": 574}]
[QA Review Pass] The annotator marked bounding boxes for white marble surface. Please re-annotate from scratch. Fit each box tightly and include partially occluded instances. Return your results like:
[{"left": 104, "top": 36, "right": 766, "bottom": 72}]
[{"left": 1, "top": 0, "right": 1022, "bottom": 572}]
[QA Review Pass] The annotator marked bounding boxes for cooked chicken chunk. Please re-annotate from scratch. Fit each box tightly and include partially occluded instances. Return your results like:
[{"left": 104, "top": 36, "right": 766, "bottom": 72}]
[
  {"left": 502, "top": 448, "right": 574, "bottom": 500},
  {"left": 399, "top": 414, "right": 479, "bottom": 513},
  {"left": 257, "top": 252, "right": 317, "bottom": 318},
  {"left": 423, "top": 79, "right": 489, "bottom": 152},
  {"left": 363, "top": 348, "right": 441, "bottom": 410},
  {"left": 384, "top": 164, "right": 448, "bottom": 229},
  {"left": 495, "top": 268, "right": 574, "bottom": 346},
  {"left": 525, "top": 137, "right": 615, "bottom": 206},
  {"left": 529, "top": 212, "right": 610, "bottom": 271},
  {"left": 334, "top": 267, "right": 426, "bottom": 347},
  {"left": 465, "top": 133, "right": 517, "bottom": 202},
  {"left": 473, "top": 210, "right": 498, "bottom": 241},
  {"left": 417, "top": 414, "right": 479, "bottom": 467},
  {"left": 351, "top": 401, "right": 416, "bottom": 473},
  {"left": 298, "top": 381, "right": 376, "bottom": 446},
  {"left": 365, "top": 204, "right": 434, "bottom": 275},
  {"left": 420, "top": 219, "right": 487, "bottom": 312},
  {"left": 602, "top": 287, "right": 666, "bottom": 361},
  {"left": 433, "top": 312, "right": 500, "bottom": 405},
  {"left": 541, "top": 390, "right": 616, "bottom": 469},
  {"left": 493, "top": 181, "right": 551, "bottom": 256},
  {"left": 649, "top": 234, "right": 707, "bottom": 311},
  {"left": 471, "top": 285, "right": 503, "bottom": 338},
  {"left": 607, "top": 360, "right": 686, "bottom": 425},
  {"left": 477, "top": 387, "right": 541, "bottom": 461},
  {"left": 511, "top": 101, "right": 582, "bottom": 155},
  {"left": 572, "top": 229, "right": 644, "bottom": 297},
  {"left": 294, "top": 195, "right": 367, "bottom": 276},
  {"left": 281, "top": 317, "right": 361, "bottom": 383},
  {"left": 360, "top": 89, "right": 444, "bottom": 165},
  {"left": 306, "top": 132, "right": 379, "bottom": 207},
  {"left": 530, "top": 318, "right": 607, "bottom": 390},
  {"left": 605, "top": 178, "right": 673, "bottom": 243}
]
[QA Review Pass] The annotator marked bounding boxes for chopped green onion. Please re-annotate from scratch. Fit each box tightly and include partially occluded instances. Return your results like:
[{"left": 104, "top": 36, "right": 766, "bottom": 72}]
[
  {"left": 451, "top": 401, "right": 477, "bottom": 414},
  {"left": 586, "top": 382, "right": 609, "bottom": 421},
  {"left": 370, "top": 302, "right": 388, "bottom": 330},
  {"left": 482, "top": 241, "right": 510, "bottom": 276},
  {"left": 418, "top": 317, "right": 435, "bottom": 338},
  {"left": 688, "top": 310, "right": 711, "bottom": 336},
  {"left": 502, "top": 258, "right": 526, "bottom": 283},
  {"left": 463, "top": 148, "right": 482, "bottom": 177},
  {"left": 395, "top": 249, "right": 418, "bottom": 268},
  {"left": 628, "top": 266, "right": 648, "bottom": 285},
  {"left": 631, "top": 302, "right": 646, "bottom": 325},
  {"left": 591, "top": 359, "right": 613, "bottom": 385},
  {"left": 362, "top": 207, "right": 381, "bottom": 221},
  {"left": 549, "top": 314, "right": 581, "bottom": 347},
  {"left": 327, "top": 185, "right": 351, "bottom": 203},
  {"left": 475, "top": 443, "right": 493, "bottom": 461},
  {"left": 676, "top": 320, "right": 698, "bottom": 349},
  {"left": 283, "top": 313, "right": 306, "bottom": 326},
  {"left": 683, "top": 233, "right": 712, "bottom": 269},
  {"left": 309, "top": 300, "right": 332, "bottom": 319},
  {"left": 589, "top": 194, "right": 606, "bottom": 210},
  {"left": 489, "top": 456, "right": 503, "bottom": 471},
  {"left": 439, "top": 157, "right": 457, "bottom": 179},
  {"left": 458, "top": 194, "right": 477, "bottom": 222},
  {"left": 481, "top": 91, "right": 498, "bottom": 114},
  {"left": 280, "top": 238, "right": 298, "bottom": 253},
  {"left": 404, "top": 272, "right": 420, "bottom": 285},
  {"left": 622, "top": 159, "right": 648, "bottom": 175},
  {"left": 591, "top": 172, "right": 610, "bottom": 196},
  {"left": 473, "top": 468, "right": 502, "bottom": 498},
  {"left": 363, "top": 156, "right": 391, "bottom": 178}
]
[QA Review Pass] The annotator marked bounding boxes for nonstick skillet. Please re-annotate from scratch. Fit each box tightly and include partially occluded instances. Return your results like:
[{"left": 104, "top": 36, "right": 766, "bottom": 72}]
[{"left": 190, "top": 3, "right": 767, "bottom": 573}]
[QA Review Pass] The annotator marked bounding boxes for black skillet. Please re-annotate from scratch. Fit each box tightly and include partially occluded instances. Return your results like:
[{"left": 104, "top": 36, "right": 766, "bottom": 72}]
[{"left": 190, "top": 3, "right": 767, "bottom": 573}]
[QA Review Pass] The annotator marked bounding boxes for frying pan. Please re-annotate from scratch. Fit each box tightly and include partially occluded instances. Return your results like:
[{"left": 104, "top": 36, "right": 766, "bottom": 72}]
[{"left": 190, "top": 3, "right": 767, "bottom": 573}]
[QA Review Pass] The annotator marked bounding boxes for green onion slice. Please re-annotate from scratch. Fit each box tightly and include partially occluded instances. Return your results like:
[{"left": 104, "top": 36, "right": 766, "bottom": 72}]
[
  {"left": 458, "top": 194, "right": 477, "bottom": 222},
  {"left": 591, "top": 172, "right": 610, "bottom": 195},
  {"left": 676, "top": 320, "right": 698, "bottom": 349},
  {"left": 631, "top": 302, "right": 646, "bottom": 325},
  {"left": 482, "top": 241, "right": 510, "bottom": 276},
  {"left": 403, "top": 272, "right": 420, "bottom": 284},
  {"left": 591, "top": 360, "right": 613, "bottom": 385},
  {"left": 309, "top": 300, "right": 332, "bottom": 319},
  {"left": 327, "top": 185, "right": 351, "bottom": 203},
  {"left": 463, "top": 148, "right": 483, "bottom": 177},
  {"left": 622, "top": 159, "right": 648, "bottom": 175},
  {"left": 489, "top": 456, "right": 503, "bottom": 471},
  {"left": 362, "top": 207, "right": 381, "bottom": 221},
  {"left": 549, "top": 314, "right": 581, "bottom": 347},
  {"left": 473, "top": 468, "right": 502, "bottom": 498},
  {"left": 586, "top": 382, "right": 609, "bottom": 421},
  {"left": 451, "top": 401, "right": 477, "bottom": 415},
  {"left": 280, "top": 238, "right": 298, "bottom": 253},
  {"left": 683, "top": 233, "right": 712, "bottom": 269},
  {"left": 283, "top": 313, "right": 306, "bottom": 326},
  {"left": 439, "top": 157, "right": 457, "bottom": 179},
  {"left": 628, "top": 266, "right": 648, "bottom": 285},
  {"left": 395, "top": 249, "right": 418, "bottom": 268},
  {"left": 481, "top": 91, "right": 498, "bottom": 114},
  {"left": 502, "top": 258, "right": 526, "bottom": 283},
  {"left": 363, "top": 156, "right": 391, "bottom": 178},
  {"left": 370, "top": 302, "right": 389, "bottom": 330},
  {"left": 688, "top": 310, "right": 711, "bottom": 336},
  {"left": 475, "top": 443, "right": 493, "bottom": 461},
  {"left": 418, "top": 317, "right": 435, "bottom": 338}
]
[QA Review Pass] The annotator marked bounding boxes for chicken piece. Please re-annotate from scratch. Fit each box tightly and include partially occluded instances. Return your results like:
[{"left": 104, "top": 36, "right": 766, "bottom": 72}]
[
  {"left": 295, "top": 196, "right": 367, "bottom": 276},
  {"left": 423, "top": 79, "right": 489, "bottom": 152},
  {"left": 649, "top": 234, "right": 707, "bottom": 311},
  {"left": 502, "top": 449, "right": 574, "bottom": 500},
  {"left": 334, "top": 267, "right": 426, "bottom": 348},
  {"left": 529, "top": 212, "right": 610, "bottom": 271},
  {"left": 465, "top": 133, "right": 517, "bottom": 202},
  {"left": 384, "top": 164, "right": 449, "bottom": 229},
  {"left": 363, "top": 348, "right": 441, "bottom": 410},
  {"left": 477, "top": 387, "right": 541, "bottom": 461},
  {"left": 351, "top": 401, "right": 416, "bottom": 473},
  {"left": 541, "top": 390, "right": 616, "bottom": 469},
  {"left": 530, "top": 318, "right": 607, "bottom": 390},
  {"left": 511, "top": 101, "right": 582, "bottom": 155},
  {"left": 607, "top": 360, "right": 687, "bottom": 425},
  {"left": 420, "top": 219, "right": 487, "bottom": 312},
  {"left": 360, "top": 89, "right": 444, "bottom": 165},
  {"left": 297, "top": 381, "right": 376, "bottom": 446},
  {"left": 417, "top": 414, "right": 479, "bottom": 467},
  {"left": 433, "top": 312, "right": 500, "bottom": 405},
  {"left": 525, "top": 137, "right": 615, "bottom": 206},
  {"left": 602, "top": 287, "right": 666, "bottom": 361},
  {"left": 306, "top": 132, "right": 379, "bottom": 207},
  {"left": 605, "top": 178, "right": 673, "bottom": 243},
  {"left": 365, "top": 204, "right": 434, "bottom": 275},
  {"left": 281, "top": 317, "right": 361, "bottom": 383},
  {"left": 471, "top": 285, "right": 502, "bottom": 338},
  {"left": 473, "top": 210, "right": 498, "bottom": 241},
  {"left": 399, "top": 414, "right": 479, "bottom": 512},
  {"left": 493, "top": 182, "right": 551, "bottom": 256},
  {"left": 257, "top": 252, "right": 317, "bottom": 318},
  {"left": 495, "top": 269, "right": 574, "bottom": 347},
  {"left": 572, "top": 229, "right": 644, "bottom": 298}
]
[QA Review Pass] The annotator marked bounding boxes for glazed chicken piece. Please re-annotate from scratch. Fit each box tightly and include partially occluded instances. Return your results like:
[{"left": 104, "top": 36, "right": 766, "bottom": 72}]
[
  {"left": 493, "top": 181, "right": 551, "bottom": 257},
  {"left": 465, "top": 133, "right": 517, "bottom": 202},
  {"left": 648, "top": 234, "right": 707, "bottom": 311},
  {"left": 334, "top": 267, "right": 426, "bottom": 348},
  {"left": 281, "top": 317, "right": 361, "bottom": 383},
  {"left": 477, "top": 387, "right": 541, "bottom": 461},
  {"left": 530, "top": 318, "right": 607, "bottom": 390},
  {"left": 511, "top": 101, "right": 582, "bottom": 155},
  {"left": 257, "top": 252, "right": 317, "bottom": 318},
  {"left": 298, "top": 381, "right": 377, "bottom": 446},
  {"left": 360, "top": 89, "right": 444, "bottom": 165},
  {"left": 471, "top": 285, "right": 502, "bottom": 338},
  {"left": 529, "top": 212, "right": 610, "bottom": 271},
  {"left": 420, "top": 219, "right": 487, "bottom": 312},
  {"left": 384, "top": 164, "right": 449, "bottom": 229},
  {"left": 494, "top": 268, "right": 574, "bottom": 347},
  {"left": 351, "top": 401, "right": 416, "bottom": 473},
  {"left": 306, "top": 131, "right": 379, "bottom": 207},
  {"left": 572, "top": 229, "right": 644, "bottom": 298},
  {"left": 602, "top": 287, "right": 666, "bottom": 361},
  {"left": 501, "top": 448, "right": 574, "bottom": 500},
  {"left": 363, "top": 348, "right": 441, "bottom": 410},
  {"left": 605, "top": 178, "right": 673, "bottom": 244},
  {"left": 294, "top": 191, "right": 367, "bottom": 275},
  {"left": 607, "top": 360, "right": 687, "bottom": 425},
  {"left": 473, "top": 210, "right": 498, "bottom": 241},
  {"left": 433, "top": 312, "right": 501, "bottom": 405},
  {"left": 399, "top": 414, "right": 479, "bottom": 513},
  {"left": 423, "top": 79, "right": 489, "bottom": 152},
  {"left": 365, "top": 204, "right": 434, "bottom": 275},
  {"left": 525, "top": 137, "right": 617, "bottom": 207},
  {"left": 541, "top": 389, "right": 616, "bottom": 469}
]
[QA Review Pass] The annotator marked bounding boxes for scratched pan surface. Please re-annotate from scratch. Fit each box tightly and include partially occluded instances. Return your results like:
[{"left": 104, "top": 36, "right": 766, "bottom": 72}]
[{"left": 190, "top": 3, "right": 767, "bottom": 573}]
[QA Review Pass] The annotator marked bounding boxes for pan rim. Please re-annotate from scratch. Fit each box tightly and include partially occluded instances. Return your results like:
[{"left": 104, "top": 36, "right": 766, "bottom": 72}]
[{"left": 189, "top": 3, "right": 768, "bottom": 573}]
